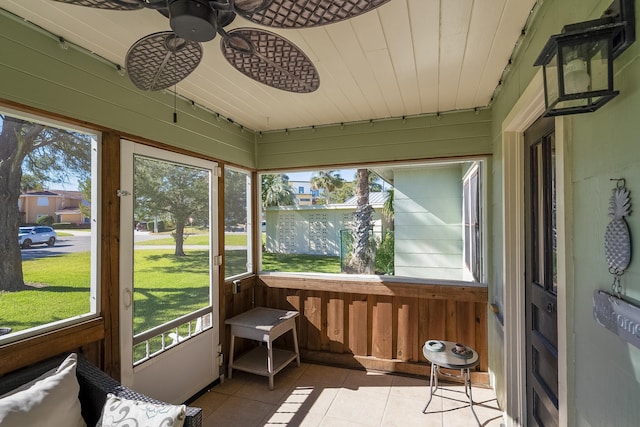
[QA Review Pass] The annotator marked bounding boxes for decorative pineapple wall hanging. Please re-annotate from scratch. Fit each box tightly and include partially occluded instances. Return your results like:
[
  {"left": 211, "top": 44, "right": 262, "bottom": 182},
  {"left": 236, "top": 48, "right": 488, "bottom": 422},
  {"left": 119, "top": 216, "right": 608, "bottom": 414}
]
[
  {"left": 593, "top": 179, "right": 640, "bottom": 349},
  {"left": 604, "top": 179, "right": 632, "bottom": 297}
]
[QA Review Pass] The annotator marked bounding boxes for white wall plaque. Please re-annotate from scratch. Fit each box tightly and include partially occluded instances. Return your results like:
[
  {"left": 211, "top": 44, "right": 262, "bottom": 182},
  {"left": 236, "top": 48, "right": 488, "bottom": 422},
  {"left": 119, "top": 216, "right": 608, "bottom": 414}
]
[{"left": 593, "top": 290, "right": 640, "bottom": 349}]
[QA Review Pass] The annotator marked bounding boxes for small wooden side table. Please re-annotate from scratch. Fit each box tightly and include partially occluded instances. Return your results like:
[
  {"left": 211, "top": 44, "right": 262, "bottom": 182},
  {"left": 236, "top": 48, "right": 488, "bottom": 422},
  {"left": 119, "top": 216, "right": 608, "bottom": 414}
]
[
  {"left": 422, "top": 340, "right": 480, "bottom": 425},
  {"left": 225, "top": 307, "right": 300, "bottom": 390}
]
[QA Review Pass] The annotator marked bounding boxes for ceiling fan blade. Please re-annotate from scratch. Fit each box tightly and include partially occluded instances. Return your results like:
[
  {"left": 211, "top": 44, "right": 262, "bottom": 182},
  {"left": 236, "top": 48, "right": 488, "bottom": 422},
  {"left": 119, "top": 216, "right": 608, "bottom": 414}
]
[
  {"left": 237, "top": 0, "right": 393, "bottom": 28},
  {"left": 231, "top": 0, "right": 273, "bottom": 15},
  {"left": 51, "top": 0, "right": 145, "bottom": 10},
  {"left": 126, "top": 31, "right": 203, "bottom": 91},
  {"left": 221, "top": 28, "right": 319, "bottom": 93}
]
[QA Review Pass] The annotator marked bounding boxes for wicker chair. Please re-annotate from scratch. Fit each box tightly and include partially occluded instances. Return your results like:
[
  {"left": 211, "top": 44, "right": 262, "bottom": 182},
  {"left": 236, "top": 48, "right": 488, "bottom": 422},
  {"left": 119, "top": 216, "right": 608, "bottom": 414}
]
[{"left": 0, "top": 354, "right": 203, "bottom": 427}]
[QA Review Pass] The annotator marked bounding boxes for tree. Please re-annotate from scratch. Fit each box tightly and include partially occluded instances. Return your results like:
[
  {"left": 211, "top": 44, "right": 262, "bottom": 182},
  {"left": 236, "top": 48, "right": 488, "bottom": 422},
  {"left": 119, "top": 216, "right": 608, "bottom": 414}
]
[
  {"left": 20, "top": 174, "right": 44, "bottom": 193},
  {"left": 345, "top": 168, "right": 375, "bottom": 274},
  {"left": 311, "top": 170, "right": 344, "bottom": 204},
  {"left": 332, "top": 181, "right": 355, "bottom": 204},
  {"left": 224, "top": 169, "right": 248, "bottom": 230},
  {"left": 261, "top": 174, "right": 295, "bottom": 208},
  {"left": 134, "top": 157, "right": 210, "bottom": 256},
  {"left": 366, "top": 171, "right": 383, "bottom": 193},
  {"left": 0, "top": 115, "right": 92, "bottom": 292},
  {"left": 78, "top": 178, "right": 91, "bottom": 222}
]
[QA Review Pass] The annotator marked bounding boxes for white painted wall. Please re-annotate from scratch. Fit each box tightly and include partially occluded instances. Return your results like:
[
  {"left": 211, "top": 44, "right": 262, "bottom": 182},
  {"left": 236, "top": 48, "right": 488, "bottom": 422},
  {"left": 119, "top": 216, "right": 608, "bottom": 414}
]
[{"left": 394, "top": 165, "right": 463, "bottom": 279}]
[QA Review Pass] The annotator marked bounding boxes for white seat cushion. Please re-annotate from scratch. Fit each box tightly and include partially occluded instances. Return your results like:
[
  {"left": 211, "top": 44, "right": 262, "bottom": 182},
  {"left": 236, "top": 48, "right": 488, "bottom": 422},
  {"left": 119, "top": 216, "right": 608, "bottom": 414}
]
[
  {"left": 98, "top": 394, "right": 186, "bottom": 427},
  {"left": 0, "top": 353, "right": 86, "bottom": 427}
]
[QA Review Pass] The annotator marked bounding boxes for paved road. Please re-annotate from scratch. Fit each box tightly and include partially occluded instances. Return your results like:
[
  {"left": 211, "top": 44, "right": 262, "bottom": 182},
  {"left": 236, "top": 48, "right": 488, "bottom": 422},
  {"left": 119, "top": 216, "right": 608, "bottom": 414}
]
[
  {"left": 20, "top": 234, "right": 91, "bottom": 261},
  {"left": 19, "top": 231, "right": 239, "bottom": 260}
]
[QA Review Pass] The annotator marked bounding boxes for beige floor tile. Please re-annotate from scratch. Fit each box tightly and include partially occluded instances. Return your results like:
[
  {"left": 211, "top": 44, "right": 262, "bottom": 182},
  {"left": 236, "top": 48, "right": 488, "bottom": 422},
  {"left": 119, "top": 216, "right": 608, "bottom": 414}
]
[
  {"left": 192, "top": 363, "right": 502, "bottom": 427},
  {"left": 287, "top": 384, "right": 340, "bottom": 415},
  {"left": 214, "top": 371, "right": 260, "bottom": 396},
  {"left": 434, "top": 384, "right": 503, "bottom": 427},
  {"left": 382, "top": 394, "right": 442, "bottom": 427},
  {"left": 277, "top": 362, "right": 311, "bottom": 381},
  {"left": 422, "top": 393, "right": 445, "bottom": 416},
  {"left": 191, "top": 390, "right": 231, "bottom": 419},
  {"left": 342, "top": 370, "right": 393, "bottom": 395},
  {"left": 262, "top": 388, "right": 332, "bottom": 426},
  {"left": 203, "top": 395, "right": 276, "bottom": 427},
  {"left": 233, "top": 376, "right": 298, "bottom": 405},
  {"left": 296, "top": 363, "right": 351, "bottom": 387},
  {"left": 389, "top": 374, "right": 430, "bottom": 401},
  {"left": 325, "top": 388, "right": 388, "bottom": 426},
  {"left": 319, "top": 415, "right": 373, "bottom": 427},
  {"left": 292, "top": 411, "right": 325, "bottom": 427}
]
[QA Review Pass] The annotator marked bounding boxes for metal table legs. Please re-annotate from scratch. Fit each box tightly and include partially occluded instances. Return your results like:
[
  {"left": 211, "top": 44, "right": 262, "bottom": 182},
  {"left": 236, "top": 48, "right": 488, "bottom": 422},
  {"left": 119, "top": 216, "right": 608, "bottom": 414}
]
[{"left": 422, "top": 363, "right": 480, "bottom": 426}]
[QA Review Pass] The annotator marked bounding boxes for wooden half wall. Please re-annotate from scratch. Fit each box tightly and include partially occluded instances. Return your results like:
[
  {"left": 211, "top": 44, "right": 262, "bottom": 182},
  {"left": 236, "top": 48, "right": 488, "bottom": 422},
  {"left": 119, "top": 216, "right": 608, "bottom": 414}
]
[{"left": 227, "top": 274, "right": 490, "bottom": 384}]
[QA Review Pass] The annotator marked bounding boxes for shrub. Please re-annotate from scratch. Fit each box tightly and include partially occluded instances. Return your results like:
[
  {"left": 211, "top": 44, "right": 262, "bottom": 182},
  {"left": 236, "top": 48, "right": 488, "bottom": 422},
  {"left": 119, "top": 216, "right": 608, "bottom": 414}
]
[
  {"left": 36, "top": 215, "right": 55, "bottom": 226},
  {"left": 53, "top": 222, "right": 73, "bottom": 229},
  {"left": 375, "top": 231, "right": 394, "bottom": 275}
]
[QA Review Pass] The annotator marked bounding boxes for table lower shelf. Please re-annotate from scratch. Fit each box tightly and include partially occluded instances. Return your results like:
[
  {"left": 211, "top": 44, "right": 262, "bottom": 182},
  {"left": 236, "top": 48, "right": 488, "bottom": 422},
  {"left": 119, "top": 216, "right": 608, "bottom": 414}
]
[{"left": 230, "top": 345, "right": 298, "bottom": 378}]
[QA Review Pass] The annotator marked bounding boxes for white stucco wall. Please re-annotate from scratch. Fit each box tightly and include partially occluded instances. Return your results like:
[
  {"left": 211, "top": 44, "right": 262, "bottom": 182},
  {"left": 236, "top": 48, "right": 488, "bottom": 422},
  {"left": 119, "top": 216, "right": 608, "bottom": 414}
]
[{"left": 265, "top": 205, "right": 382, "bottom": 256}]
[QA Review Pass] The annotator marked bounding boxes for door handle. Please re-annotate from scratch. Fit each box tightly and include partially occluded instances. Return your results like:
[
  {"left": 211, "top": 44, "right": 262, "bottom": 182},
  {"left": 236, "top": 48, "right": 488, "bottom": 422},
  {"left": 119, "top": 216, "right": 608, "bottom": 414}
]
[
  {"left": 124, "top": 288, "right": 132, "bottom": 309},
  {"left": 546, "top": 302, "right": 554, "bottom": 313}
]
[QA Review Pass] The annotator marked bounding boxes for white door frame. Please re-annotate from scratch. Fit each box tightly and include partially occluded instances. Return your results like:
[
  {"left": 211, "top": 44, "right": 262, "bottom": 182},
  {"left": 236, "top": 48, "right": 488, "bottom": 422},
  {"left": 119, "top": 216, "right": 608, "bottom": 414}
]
[
  {"left": 119, "top": 140, "right": 220, "bottom": 403},
  {"left": 501, "top": 69, "right": 571, "bottom": 427}
]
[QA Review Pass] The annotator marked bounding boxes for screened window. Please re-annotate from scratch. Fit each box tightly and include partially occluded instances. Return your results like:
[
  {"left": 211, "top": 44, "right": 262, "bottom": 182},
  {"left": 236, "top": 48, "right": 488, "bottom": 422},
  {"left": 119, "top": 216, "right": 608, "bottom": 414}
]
[
  {"left": 259, "top": 160, "right": 485, "bottom": 283},
  {"left": 0, "top": 108, "right": 99, "bottom": 343},
  {"left": 224, "top": 167, "right": 252, "bottom": 279},
  {"left": 463, "top": 163, "right": 481, "bottom": 282}
]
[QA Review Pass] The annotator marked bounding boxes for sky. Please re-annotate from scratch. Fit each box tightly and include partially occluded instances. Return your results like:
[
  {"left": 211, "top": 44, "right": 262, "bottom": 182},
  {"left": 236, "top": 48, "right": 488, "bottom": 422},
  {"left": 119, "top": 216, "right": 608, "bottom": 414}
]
[{"left": 286, "top": 169, "right": 357, "bottom": 182}]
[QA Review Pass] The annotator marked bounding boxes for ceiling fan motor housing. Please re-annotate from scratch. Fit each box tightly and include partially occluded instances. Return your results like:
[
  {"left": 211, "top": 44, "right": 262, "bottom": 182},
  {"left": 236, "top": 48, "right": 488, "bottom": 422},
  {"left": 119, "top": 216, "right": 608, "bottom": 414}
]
[{"left": 169, "top": 0, "right": 218, "bottom": 42}]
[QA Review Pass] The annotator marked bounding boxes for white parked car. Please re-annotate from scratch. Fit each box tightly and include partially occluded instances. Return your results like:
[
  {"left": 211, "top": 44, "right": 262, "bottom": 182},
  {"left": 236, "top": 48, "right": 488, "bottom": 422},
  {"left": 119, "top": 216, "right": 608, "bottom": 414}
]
[{"left": 18, "top": 226, "right": 57, "bottom": 249}]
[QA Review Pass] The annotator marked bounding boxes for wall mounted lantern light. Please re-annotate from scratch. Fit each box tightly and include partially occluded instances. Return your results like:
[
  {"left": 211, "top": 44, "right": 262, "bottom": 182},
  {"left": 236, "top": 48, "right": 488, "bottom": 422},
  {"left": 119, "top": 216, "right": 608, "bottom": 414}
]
[{"left": 534, "top": 0, "right": 635, "bottom": 116}]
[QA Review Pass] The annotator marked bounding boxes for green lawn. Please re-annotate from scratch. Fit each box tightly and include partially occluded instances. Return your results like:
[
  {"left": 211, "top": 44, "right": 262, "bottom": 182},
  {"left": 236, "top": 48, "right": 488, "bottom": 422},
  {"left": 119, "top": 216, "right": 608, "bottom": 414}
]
[
  {"left": 0, "top": 252, "right": 91, "bottom": 331},
  {"left": 262, "top": 253, "right": 341, "bottom": 273},
  {"left": 132, "top": 249, "right": 210, "bottom": 334},
  {"left": 135, "top": 235, "right": 210, "bottom": 246},
  {"left": 0, "top": 249, "right": 339, "bottom": 335},
  {"left": 135, "top": 232, "right": 260, "bottom": 246}
]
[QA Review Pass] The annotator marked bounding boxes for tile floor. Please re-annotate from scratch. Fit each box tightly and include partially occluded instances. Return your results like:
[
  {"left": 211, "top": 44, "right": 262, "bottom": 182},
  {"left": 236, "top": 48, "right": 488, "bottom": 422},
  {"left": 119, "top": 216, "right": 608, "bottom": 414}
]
[{"left": 191, "top": 362, "right": 504, "bottom": 427}]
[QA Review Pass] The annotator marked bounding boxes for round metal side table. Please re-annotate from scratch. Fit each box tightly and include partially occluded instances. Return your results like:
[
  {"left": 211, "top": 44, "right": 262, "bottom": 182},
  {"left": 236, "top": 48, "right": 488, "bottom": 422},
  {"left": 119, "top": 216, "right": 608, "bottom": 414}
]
[{"left": 422, "top": 340, "right": 480, "bottom": 425}]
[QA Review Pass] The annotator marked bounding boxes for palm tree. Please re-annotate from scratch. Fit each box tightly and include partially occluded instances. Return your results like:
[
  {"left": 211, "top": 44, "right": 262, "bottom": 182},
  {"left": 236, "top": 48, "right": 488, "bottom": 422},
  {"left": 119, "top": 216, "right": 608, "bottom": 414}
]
[
  {"left": 311, "top": 170, "right": 344, "bottom": 204},
  {"left": 383, "top": 188, "right": 394, "bottom": 226},
  {"left": 346, "top": 168, "right": 375, "bottom": 274},
  {"left": 367, "top": 171, "right": 383, "bottom": 192},
  {"left": 261, "top": 174, "right": 296, "bottom": 208}
]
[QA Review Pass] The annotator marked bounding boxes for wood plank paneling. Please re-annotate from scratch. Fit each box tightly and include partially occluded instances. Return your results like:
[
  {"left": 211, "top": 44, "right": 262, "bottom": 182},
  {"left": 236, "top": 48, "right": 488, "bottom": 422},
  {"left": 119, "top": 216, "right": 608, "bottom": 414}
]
[
  {"left": 101, "top": 131, "right": 121, "bottom": 379},
  {"left": 259, "top": 274, "right": 488, "bottom": 302},
  {"left": 349, "top": 294, "right": 369, "bottom": 356},
  {"left": 396, "top": 297, "right": 416, "bottom": 361},
  {"left": 256, "top": 110, "right": 491, "bottom": 170},
  {"left": 445, "top": 300, "right": 458, "bottom": 342},
  {"left": 371, "top": 296, "right": 393, "bottom": 359},
  {"left": 0, "top": 13, "right": 255, "bottom": 167},
  {"left": 475, "top": 302, "right": 489, "bottom": 371},
  {"left": 327, "top": 292, "right": 345, "bottom": 353},
  {"left": 455, "top": 301, "right": 476, "bottom": 350},
  {"left": 304, "top": 291, "right": 323, "bottom": 351},
  {"left": 256, "top": 274, "right": 489, "bottom": 383},
  {"left": 0, "top": 318, "right": 104, "bottom": 375}
]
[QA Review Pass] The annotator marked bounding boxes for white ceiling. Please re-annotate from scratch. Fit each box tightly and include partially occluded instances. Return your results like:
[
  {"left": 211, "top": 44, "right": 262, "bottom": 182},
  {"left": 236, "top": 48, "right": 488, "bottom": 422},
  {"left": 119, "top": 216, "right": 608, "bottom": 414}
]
[{"left": 0, "top": 0, "right": 537, "bottom": 132}]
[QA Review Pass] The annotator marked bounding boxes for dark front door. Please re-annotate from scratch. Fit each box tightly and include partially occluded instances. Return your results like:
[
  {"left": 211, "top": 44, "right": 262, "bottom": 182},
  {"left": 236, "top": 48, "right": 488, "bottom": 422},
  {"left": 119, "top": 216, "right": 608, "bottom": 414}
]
[{"left": 524, "top": 116, "right": 559, "bottom": 427}]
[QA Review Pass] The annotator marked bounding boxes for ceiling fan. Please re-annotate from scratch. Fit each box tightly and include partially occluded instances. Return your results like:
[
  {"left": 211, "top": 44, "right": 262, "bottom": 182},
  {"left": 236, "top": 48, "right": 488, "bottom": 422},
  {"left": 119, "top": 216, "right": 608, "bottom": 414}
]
[{"left": 51, "top": 0, "right": 393, "bottom": 93}]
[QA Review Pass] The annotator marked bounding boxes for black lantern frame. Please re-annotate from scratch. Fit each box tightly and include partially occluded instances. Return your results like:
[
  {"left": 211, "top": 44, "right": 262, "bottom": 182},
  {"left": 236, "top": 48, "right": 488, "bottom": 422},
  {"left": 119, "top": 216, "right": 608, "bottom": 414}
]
[{"left": 534, "top": 0, "right": 635, "bottom": 117}]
